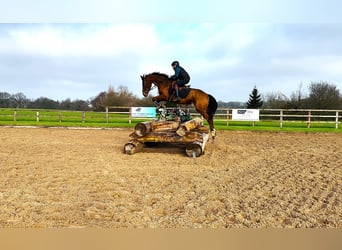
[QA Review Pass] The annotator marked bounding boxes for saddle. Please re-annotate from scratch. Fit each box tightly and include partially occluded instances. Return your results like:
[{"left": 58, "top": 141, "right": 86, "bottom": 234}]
[{"left": 169, "top": 85, "right": 191, "bottom": 101}]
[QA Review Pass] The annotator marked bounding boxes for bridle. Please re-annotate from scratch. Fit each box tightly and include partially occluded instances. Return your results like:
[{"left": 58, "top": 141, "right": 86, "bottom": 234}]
[{"left": 143, "top": 76, "right": 158, "bottom": 94}]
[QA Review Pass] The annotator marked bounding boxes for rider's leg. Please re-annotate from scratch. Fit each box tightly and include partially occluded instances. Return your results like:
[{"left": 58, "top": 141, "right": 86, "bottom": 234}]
[
  {"left": 169, "top": 81, "right": 176, "bottom": 101},
  {"left": 172, "top": 79, "right": 188, "bottom": 102},
  {"left": 174, "top": 84, "right": 180, "bottom": 101}
]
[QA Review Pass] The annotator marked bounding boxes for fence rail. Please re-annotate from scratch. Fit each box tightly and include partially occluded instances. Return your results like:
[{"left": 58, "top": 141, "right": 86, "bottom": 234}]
[
  {"left": 0, "top": 107, "right": 341, "bottom": 129},
  {"left": 209, "top": 109, "right": 342, "bottom": 129}
]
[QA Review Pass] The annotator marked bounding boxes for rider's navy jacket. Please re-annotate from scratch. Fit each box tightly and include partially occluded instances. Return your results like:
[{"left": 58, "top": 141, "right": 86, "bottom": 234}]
[{"left": 170, "top": 66, "right": 190, "bottom": 81}]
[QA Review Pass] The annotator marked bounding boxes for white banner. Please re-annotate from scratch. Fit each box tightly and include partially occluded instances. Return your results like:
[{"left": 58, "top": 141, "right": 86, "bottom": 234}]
[
  {"left": 232, "top": 109, "right": 260, "bottom": 121},
  {"left": 131, "top": 107, "right": 156, "bottom": 118}
]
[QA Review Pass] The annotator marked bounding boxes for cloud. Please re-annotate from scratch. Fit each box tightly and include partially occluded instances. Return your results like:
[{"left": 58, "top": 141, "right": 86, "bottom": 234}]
[
  {"left": 0, "top": 24, "right": 162, "bottom": 100},
  {"left": 2, "top": 0, "right": 342, "bottom": 22},
  {"left": 5, "top": 24, "right": 158, "bottom": 56},
  {"left": 0, "top": 23, "right": 342, "bottom": 103}
]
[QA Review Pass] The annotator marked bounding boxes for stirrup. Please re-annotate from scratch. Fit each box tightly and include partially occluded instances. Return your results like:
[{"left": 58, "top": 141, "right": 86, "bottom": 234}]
[{"left": 170, "top": 95, "right": 179, "bottom": 102}]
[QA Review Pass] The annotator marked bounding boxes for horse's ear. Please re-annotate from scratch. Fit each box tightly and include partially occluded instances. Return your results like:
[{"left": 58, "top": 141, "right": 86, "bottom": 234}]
[{"left": 140, "top": 75, "right": 143, "bottom": 80}]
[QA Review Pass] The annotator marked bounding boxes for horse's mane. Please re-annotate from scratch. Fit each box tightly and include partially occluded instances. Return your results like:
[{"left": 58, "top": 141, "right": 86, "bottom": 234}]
[{"left": 148, "top": 72, "right": 169, "bottom": 78}]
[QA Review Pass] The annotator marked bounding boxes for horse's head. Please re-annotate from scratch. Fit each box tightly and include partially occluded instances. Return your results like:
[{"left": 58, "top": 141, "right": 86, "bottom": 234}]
[
  {"left": 140, "top": 72, "right": 170, "bottom": 97},
  {"left": 140, "top": 74, "right": 151, "bottom": 97}
]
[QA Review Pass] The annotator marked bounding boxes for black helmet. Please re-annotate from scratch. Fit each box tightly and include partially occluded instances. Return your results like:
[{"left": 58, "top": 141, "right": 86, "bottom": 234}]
[{"left": 171, "top": 61, "right": 179, "bottom": 67}]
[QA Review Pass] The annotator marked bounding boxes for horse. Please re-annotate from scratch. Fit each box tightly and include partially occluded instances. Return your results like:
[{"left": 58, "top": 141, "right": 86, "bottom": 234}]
[{"left": 140, "top": 72, "right": 218, "bottom": 138}]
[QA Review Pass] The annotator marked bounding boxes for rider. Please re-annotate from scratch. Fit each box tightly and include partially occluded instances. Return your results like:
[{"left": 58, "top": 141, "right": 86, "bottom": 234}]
[{"left": 169, "top": 61, "right": 190, "bottom": 102}]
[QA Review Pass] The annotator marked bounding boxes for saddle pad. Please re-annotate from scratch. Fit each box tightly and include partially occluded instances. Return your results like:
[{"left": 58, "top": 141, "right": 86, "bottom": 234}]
[{"left": 179, "top": 87, "right": 191, "bottom": 98}]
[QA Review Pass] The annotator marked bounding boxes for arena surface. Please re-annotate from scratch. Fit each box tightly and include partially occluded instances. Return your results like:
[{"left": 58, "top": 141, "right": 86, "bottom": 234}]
[{"left": 0, "top": 127, "right": 341, "bottom": 228}]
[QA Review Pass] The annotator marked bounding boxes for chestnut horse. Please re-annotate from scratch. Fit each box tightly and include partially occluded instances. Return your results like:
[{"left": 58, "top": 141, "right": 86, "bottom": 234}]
[{"left": 141, "top": 72, "right": 218, "bottom": 138}]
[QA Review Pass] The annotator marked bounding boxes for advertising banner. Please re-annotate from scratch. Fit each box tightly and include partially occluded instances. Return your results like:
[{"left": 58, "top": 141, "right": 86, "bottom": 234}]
[
  {"left": 130, "top": 107, "right": 156, "bottom": 118},
  {"left": 232, "top": 109, "right": 260, "bottom": 121}
]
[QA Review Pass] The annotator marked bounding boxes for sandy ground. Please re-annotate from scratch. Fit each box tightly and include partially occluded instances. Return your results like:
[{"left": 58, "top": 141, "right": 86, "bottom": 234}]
[{"left": 0, "top": 127, "right": 341, "bottom": 228}]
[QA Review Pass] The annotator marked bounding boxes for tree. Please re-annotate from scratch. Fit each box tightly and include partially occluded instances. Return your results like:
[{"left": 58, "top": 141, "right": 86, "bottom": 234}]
[
  {"left": 115, "top": 85, "right": 136, "bottom": 107},
  {"left": 11, "top": 92, "right": 29, "bottom": 108},
  {"left": 59, "top": 98, "right": 72, "bottom": 110},
  {"left": 28, "top": 97, "right": 58, "bottom": 109},
  {"left": 305, "top": 82, "right": 341, "bottom": 109},
  {"left": 90, "top": 85, "right": 147, "bottom": 110},
  {"left": 247, "top": 86, "right": 263, "bottom": 108},
  {"left": 134, "top": 95, "right": 155, "bottom": 107},
  {"left": 72, "top": 99, "right": 91, "bottom": 111},
  {"left": 217, "top": 101, "right": 246, "bottom": 108},
  {"left": 58, "top": 98, "right": 90, "bottom": 111},
  {"left": 103, "top": 85, "right": 120, "bottom": 107},
  {"left": 0, "top": 92, "right": 11, "bottom": 108},
  {"left": 262, "top": 92, "right": 289, "bottom": 109},
  {"left": 288, "top": 82, "right": 306, "bottom": 109},
  {"left": 91, "top": 91, "right": 107, "bottom": 111}
]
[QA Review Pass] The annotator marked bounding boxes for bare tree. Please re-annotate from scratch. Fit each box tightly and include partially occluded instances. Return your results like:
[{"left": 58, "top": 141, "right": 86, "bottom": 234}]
[
  {"left": 11, "top": 92, "right": 29, "bottom": 108},
  {"left": 288, "top": 82, "right": 306, "bottom": 109},
  {"left": 306, "top": 81, "right": 341, "bottom": 109},
  {"left": 262, "top": 92, "right": 289, "bottom": 109}
]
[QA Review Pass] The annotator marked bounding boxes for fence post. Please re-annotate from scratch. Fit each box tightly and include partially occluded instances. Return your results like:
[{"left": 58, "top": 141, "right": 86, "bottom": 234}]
[
  {"left": 280, "top": 110, "right": 283, "bottom": 128},
  {"left": 307, "top": 111, "right": 311, "bottom": 128},
  {"left": 129, "top": 107, "right": 132, "bottom": 124},
  {"left": 226, "top": 109, "right": 229, "bottom": 126},
  {"left": 82, "top": 111, "right": 85, "bottom": 123},
  {"left": 36, "top": 111, "right": 40, "bottom": 122},
  {"left": 14, "top": 111, "right": 17, "bottom": 122},
  {"left": 106, "top": 107, "right": 109, "bottom": 124},
  {"left": 336, "top": 111, "right": 339, "bottom": 129}
]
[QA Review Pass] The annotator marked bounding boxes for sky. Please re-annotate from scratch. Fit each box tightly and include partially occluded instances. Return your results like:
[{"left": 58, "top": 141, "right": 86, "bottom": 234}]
[{"left": 0, "top": 1, "right": 342, "bottom": 102}]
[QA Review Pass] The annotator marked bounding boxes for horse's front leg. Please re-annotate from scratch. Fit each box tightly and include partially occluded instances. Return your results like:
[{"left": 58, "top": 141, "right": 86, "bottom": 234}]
[{"left": 152, "top": 95, "right": 167, "bottom": 103}]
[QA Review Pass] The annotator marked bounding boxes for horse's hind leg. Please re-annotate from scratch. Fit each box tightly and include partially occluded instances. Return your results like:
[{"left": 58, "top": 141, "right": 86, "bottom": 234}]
[
  {"left": 202, "top": 112, "right": 216, "bottom": 139},
  {"left": 208, "top": 119, "right": 216, "bottom": 139}
]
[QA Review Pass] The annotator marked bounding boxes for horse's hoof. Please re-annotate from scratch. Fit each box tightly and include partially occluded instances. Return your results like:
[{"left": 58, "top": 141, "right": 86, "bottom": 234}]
[{"left": 210, "top": 129, "right": 216, "bottom": 139}]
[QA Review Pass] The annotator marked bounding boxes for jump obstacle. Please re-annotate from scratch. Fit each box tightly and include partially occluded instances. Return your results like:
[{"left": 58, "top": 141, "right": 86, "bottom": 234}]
[{"left": 124, "top": 107, "right": 210, "bottom": 157}]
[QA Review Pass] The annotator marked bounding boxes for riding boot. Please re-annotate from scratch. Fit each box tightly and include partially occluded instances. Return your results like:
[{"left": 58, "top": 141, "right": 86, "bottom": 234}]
[{"left": 174, "top": 87, "right": 180, "bottom": 102}]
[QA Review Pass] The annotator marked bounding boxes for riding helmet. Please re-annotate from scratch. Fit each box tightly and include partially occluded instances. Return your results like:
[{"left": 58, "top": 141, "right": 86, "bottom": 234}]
[{"left": 171, "top": 61, "right": 179, "bottom": 67}]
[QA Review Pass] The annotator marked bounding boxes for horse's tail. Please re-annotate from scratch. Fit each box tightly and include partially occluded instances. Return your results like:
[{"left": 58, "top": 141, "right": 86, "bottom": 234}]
[{"left": 207, "top": 94, "right": 218, "bottom": 120}]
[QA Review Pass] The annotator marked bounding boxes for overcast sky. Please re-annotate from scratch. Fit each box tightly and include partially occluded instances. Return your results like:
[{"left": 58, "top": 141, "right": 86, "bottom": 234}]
[{"left": 0, "top": 1, "right": 342, "bottom": 102}]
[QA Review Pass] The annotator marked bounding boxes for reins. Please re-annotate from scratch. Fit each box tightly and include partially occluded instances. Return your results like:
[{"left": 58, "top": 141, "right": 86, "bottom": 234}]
[{"left": 147, "top": 78, "right": 170, "bottom": 92}]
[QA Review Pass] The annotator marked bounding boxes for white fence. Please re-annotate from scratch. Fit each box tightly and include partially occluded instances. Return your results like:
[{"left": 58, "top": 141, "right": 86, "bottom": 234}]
[
  {"left": 209, "top": 108, "right": 341, "bottom": 129},
  {"left": 108, "top": 107, "right": 341, "bottom": 129},
  {"left": 1, "top": 107, "right": 341, "bottom": 129}
]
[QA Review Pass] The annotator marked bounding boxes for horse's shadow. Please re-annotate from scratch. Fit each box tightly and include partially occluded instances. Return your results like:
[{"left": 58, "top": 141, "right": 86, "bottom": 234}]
[{"left": 140, "top": 142, "right": 186, "bottom": 155}]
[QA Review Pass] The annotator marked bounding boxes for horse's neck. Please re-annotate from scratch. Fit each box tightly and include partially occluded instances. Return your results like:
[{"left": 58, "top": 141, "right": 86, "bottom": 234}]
[{"left": 155, "top": 78, "right": 171, "bottom": 88}]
